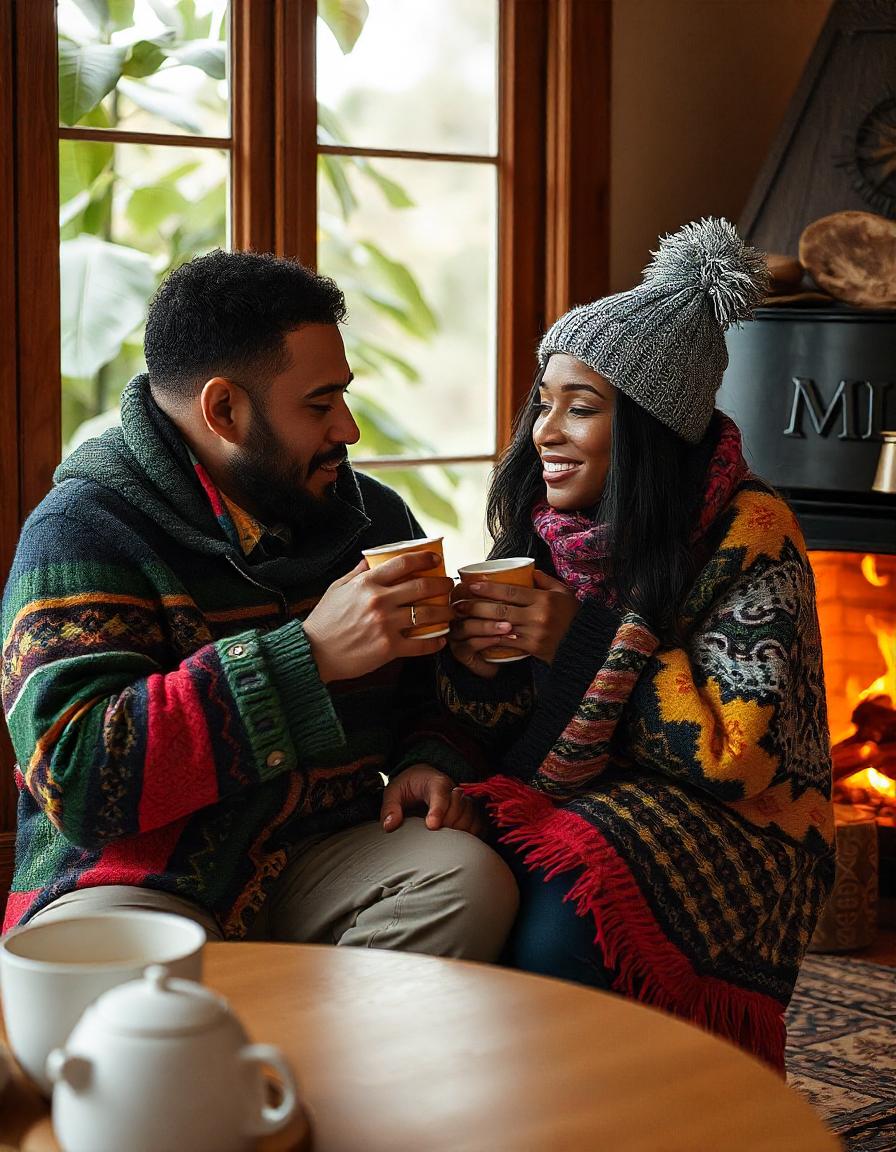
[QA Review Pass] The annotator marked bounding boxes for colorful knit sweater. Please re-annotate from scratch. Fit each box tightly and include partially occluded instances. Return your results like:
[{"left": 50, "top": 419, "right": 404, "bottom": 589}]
[
  {"left": 440, "top": 475, "right": 834, "bottom": 1071},
  {"left": 2, "top": 375, "right": 478, "bottom": 937}
]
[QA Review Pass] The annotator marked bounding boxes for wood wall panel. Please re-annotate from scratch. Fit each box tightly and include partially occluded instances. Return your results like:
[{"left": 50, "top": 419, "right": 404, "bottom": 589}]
[
  {"left": 14, "top": 0, "right": 60, "bottom": 519},
  {"left": 0, "top": 0, "right": 20, "bottom": 887},
  {"left": 545, "top": 0, "right": 611, "bottom": 323},
  {"left": 497, "top": 0, "right": 548, "bottom": 448}
]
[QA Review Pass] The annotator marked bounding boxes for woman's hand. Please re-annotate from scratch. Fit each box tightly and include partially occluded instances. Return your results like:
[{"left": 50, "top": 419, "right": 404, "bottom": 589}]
[
  {"left": 450, "top": 570, "right": 580, "bottom": 667},
  {"left": 380, "top": 765, "right": 483, "bottom": 836},
  {"left": 446, "top": 583, "right": 507, "bottom": 678}
]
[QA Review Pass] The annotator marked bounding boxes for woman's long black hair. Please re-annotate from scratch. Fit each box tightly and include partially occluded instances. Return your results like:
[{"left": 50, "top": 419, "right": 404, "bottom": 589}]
[{"left": 486, "top": 368, "right": 719, "bottom": 644}]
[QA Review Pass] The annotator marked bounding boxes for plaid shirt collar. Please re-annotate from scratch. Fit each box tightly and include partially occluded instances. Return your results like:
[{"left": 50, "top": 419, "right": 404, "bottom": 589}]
[{"left": 190, "top": 453, "right": 292, "bottom": 558}]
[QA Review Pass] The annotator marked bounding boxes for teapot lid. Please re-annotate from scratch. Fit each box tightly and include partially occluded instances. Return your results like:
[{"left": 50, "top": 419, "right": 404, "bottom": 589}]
[{"left": 92, "top": 965, "right": 232, "bottom": 1036}]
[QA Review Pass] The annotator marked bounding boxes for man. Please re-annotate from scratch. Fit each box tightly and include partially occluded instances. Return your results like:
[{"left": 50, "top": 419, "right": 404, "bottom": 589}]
[{"left": 1, "top": 250, "right": 517, "bottom": 957}]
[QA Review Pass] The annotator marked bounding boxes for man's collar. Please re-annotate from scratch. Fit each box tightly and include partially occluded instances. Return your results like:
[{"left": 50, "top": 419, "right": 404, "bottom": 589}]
[{"left": 190, "top": 454, "right": 291, "bottom": 558}]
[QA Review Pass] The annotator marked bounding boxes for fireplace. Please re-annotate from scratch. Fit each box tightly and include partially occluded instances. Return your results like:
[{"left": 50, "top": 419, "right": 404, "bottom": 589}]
[
  {"left": 814, "top": 549, "right": 895, "bottom": 828},
  {"left": 719, "top": 308, "right": 896, "bottom": 934},
  {"left": 716, "top": 0, "right": 896, "bottom": 949}
]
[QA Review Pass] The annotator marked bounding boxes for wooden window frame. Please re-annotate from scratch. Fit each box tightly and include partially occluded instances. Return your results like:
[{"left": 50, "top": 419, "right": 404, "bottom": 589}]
[{"left": 0, "top": 0, "right": 610, "bottom": 896}]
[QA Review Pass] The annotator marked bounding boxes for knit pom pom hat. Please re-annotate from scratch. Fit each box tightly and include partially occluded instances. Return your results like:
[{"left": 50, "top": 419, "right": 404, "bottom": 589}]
[{"left": 538, "top": 217, "right": 770, "bottom": 443}]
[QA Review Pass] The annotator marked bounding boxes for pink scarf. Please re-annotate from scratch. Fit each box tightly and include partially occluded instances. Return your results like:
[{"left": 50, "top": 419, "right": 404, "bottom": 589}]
[{"left": 531, "top": 413, "right": 749, "bottom": 603}]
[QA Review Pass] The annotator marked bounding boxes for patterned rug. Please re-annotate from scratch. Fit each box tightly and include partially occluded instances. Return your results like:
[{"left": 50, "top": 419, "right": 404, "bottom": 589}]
[{"left": 786, "top": 954, "right": 896, "bottom": 1152}]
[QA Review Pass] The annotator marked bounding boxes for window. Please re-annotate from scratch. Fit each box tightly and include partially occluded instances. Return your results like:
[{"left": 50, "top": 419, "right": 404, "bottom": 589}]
[
  {"left": 315, "top": 0, "right": 499, "bottom": 569},
  {"left": 56, "top": 0, "right": 232, "bottom": 452},
  {"left": 0, "top": 0, "right": 610, "bottom": 891}
]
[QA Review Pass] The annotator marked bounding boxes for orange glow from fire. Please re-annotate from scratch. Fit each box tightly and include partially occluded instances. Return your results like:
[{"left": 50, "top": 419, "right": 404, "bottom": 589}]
[
  {"left": 839, "top": 555, "right": 896, "bottom": 802},
  {"left": 861, "top": 555, "right": 890, "bottom": 588},
  {"left": 844, "top": 766, "right": 896, "bottom": 802}
]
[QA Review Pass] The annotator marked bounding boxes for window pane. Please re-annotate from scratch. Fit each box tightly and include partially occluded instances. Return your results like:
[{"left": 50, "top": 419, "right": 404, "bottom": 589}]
[
  {"left": 360, "top": 462, "right": 494, "bottom": 578},
  {"left": 317, "top": 0, "right": 498, "bottom": 155},
  {"left": 319, "top": 156, "right": 497, "bottom": 460},
  {"left": 59, "top": 142, "right": 229, "bottom": 451},
  {"left": 57, "top": 0, "right": 229, "bottom": 138}
]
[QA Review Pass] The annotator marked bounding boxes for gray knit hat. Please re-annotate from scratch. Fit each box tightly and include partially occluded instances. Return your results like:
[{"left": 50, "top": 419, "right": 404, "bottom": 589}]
[{"left": 538, "top": 218, "right": 769, "bottom": 443}]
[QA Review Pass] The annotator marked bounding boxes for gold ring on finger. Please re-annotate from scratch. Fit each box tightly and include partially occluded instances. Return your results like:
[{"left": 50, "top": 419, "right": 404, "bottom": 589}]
[{"left": 410, "top": 604, "right": 417, "bottom": 627}]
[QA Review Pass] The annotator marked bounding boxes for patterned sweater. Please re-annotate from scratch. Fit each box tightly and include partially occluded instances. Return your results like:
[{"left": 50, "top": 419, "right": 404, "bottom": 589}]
[
  {"left": 2, "top": 375, "right": 477, "bottom": 936},
  {"left": 441, "top": 478, "right": 834, "bottom": 1070}
]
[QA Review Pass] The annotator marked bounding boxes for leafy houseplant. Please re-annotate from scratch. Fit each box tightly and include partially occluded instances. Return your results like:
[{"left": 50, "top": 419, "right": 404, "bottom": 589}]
[{"left": 58, "top": 0, "right": 458, "bottom": 527}]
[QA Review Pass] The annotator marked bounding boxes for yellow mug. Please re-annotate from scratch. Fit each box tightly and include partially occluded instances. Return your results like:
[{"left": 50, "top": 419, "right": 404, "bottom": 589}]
[
  {"left": 361, "top": 536, "right": 450, "bottom": 639},
  {"left": 456, "top": 557, "right": 535, "bottom": 662}
]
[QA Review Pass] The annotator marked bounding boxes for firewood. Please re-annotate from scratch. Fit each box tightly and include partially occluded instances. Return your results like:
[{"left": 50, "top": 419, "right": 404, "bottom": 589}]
[
  {"left": 832, "top": 739, "right": 878, "bottom": 781},
  {"left": 851, "top": 697, "right": 896, "bottom": 743},
  {"left": 799, "top": 211, "right": 896, "bottom": 308}
]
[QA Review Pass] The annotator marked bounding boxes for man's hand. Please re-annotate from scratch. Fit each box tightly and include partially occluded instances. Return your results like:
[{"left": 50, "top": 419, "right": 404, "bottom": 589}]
[
  {"left": 380, "top": 765, "right": 483, "bottom": 837},
  {"left": 450, "top": 570, "right": 579, "bottom": 667},
  {"left": 303, "top": 552, "right": 454, "bottom": 683}
]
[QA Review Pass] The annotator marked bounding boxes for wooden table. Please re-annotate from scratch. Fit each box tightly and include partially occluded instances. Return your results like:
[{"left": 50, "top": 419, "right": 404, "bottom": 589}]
[{"left": 1, "top": 942, "right": 840, "bottom": 1152}]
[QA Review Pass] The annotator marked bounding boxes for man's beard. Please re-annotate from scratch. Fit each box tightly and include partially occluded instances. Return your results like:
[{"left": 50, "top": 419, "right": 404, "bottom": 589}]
[{"left": 226, "top": 401, "right": 346, "bottom": 534}]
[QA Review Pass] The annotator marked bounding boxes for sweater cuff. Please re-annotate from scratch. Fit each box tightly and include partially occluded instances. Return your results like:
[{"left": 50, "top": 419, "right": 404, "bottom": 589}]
[{"left": 257, "top": 620, "right": 345, "bottom": 766}]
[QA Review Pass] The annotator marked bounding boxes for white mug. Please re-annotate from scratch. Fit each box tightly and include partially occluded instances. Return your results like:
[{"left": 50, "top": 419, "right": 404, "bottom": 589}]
[{"left": 0, "top": 910, "right": 205, "bottom": 1094}]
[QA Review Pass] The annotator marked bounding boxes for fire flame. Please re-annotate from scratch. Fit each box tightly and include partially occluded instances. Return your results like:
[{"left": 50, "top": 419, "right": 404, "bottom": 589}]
[
  {"left": 841, "top": 555, "right": 895, "bottom": 803},
  {"left": 861, "top": 555, "right": 890, "bottom": 588}
]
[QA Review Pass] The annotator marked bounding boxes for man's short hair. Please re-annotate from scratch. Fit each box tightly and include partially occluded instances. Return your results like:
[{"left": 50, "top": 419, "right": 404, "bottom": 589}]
[{"left": 144, "top": 249, "right": 347, "bottom": 400}]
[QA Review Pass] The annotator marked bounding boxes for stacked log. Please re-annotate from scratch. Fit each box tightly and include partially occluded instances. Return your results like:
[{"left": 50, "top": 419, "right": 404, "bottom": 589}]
[{"left": 831, "top": 695, "right": 896, "bottom": 823}]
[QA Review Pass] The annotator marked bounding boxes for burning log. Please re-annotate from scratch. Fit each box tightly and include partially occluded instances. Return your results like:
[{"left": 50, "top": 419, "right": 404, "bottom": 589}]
[
  {"left": 832, "top": 740, "right": 878, "bottom": 782},
  {"left": 850, "top": 698, "right": 896, "bottom": 745},
  {"left": 831, "top": 695, "right": 896, "bottom": 783}
]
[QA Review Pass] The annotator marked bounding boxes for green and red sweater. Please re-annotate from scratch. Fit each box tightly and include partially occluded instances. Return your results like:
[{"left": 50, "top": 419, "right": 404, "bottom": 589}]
[{"left": 2, "top": 375, "right": 478, "bottom": 937}]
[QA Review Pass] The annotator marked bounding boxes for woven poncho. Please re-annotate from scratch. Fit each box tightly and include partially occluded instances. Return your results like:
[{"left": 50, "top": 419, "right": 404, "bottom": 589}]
[{"left": 440, "top": 474, "right": 834, "bottom": 1071}]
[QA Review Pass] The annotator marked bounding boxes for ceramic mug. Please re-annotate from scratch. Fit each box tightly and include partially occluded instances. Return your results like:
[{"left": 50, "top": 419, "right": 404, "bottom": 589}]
[
  {"left": 362, "top": 536, "right": 450, "bottom": 639},
  {"left": 456, "top": 557, "right": 535, "bottom": 662},
  {"left": 0, "top": 910, "right": 205, "bottom": 1094}
]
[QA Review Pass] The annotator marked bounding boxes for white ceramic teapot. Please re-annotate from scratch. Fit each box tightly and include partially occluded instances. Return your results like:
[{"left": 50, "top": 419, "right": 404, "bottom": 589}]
[{"left": 46, "top": 964, "right": 298, "bottom": 1152}]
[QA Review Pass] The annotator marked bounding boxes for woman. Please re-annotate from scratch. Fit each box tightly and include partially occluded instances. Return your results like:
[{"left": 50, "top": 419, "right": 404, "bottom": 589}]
[{"left": 440, "top": 218, "right": 834, "bottom": 1071}]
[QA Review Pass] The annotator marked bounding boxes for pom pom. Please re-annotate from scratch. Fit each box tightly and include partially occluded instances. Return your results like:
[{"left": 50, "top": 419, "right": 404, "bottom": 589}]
[{"left": 642, "top": 217, "right": 770, "bottom": 329}]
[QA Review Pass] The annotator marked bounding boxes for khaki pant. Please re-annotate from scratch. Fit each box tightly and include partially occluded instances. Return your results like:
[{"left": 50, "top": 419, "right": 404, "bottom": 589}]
[{"left": 29, "top": 818, "right": 519, "bottom": 962}]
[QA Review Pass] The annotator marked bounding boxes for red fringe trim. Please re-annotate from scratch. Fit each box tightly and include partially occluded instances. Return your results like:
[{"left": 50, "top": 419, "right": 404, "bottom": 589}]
[{"left": 466, "top": 776, "right": 787, "bottom": 1075}]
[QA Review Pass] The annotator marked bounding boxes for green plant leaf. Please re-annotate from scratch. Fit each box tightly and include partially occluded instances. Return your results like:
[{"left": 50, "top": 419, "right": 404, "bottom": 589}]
[
  {"left": 59, "top": 189, "right": 93, "bottom": 230},
  {"left": 368, "top": 347, "right": 420, "bottom": 382},
  {"left": 319, "top": 0, "right": 369, "bottom": 54},
  {"left": 107, "top": 0, "right": 136, "bottom": 31},
  {"left": 351, "top": 391, "right": 428, "bottom": 449},
  {"left": 166, "top": 40, "right": 226, "bottom": 80},
  {"left": 342, "top": 334, "right": 420, "bottom": 382},
  {"left": 59, "top": 135, "right": 113, "bottom": 209},
  {"left": 58, "top": 41, "right": 127, "bottom": 125},
  {"left": 354, "top": 158, "right": 415, "bottom": 209},
  {"left": 360, "top": 242, "right": 438, "bottom": 337},
  {"left": 60, "top": 170, "right": 113, "bottom": 231},
  {"left": 180, "top": 182, "right": 227, "bottom": 232},
  {"left": 351, "top": 413, "right": 407, "bottom": 456},
  {"left": 126, "top": 183, "right": 189, "bottom": 232},
  {"left": 117, "top": 76, "right": 203, "bottom": 132},
  {"left": 121, "top": 38, "right": 168, "bottom": 77},
  {"left": 144, "top": 0, "right": 184, "bottom": 38},
  {"left": 72, "top": 0, "right": 110, "bottom": 33},
  {"left": 60, "top": 236, "right": 155, "bottom": 378},
  {"left": 82, "top": 182, "right": 113, "bottom": 236},
  {"left": 319, "top": 155, "right": 357, "bottom": 219},
  {"left": 387, "top": 470, "right": 459, "bottom": 528},
  {"left": 317, "top": 103, "right": 347, "bottom": 145}
]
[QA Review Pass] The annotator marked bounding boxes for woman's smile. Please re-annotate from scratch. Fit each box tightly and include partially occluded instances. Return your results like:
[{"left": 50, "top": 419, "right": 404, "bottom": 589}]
[{"left": 541, "top": 455, "right": 583, "bottom": 485}]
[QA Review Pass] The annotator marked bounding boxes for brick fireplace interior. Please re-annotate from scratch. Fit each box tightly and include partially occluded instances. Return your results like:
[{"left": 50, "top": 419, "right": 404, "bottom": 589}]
[{"left": 812, "top": 550, "right": 896, "bottom": 925}]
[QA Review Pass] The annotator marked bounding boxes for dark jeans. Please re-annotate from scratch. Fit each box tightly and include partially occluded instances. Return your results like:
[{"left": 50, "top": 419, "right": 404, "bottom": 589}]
[{"left": 498, "top": 843, "right": 614, "bottom": 990}]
